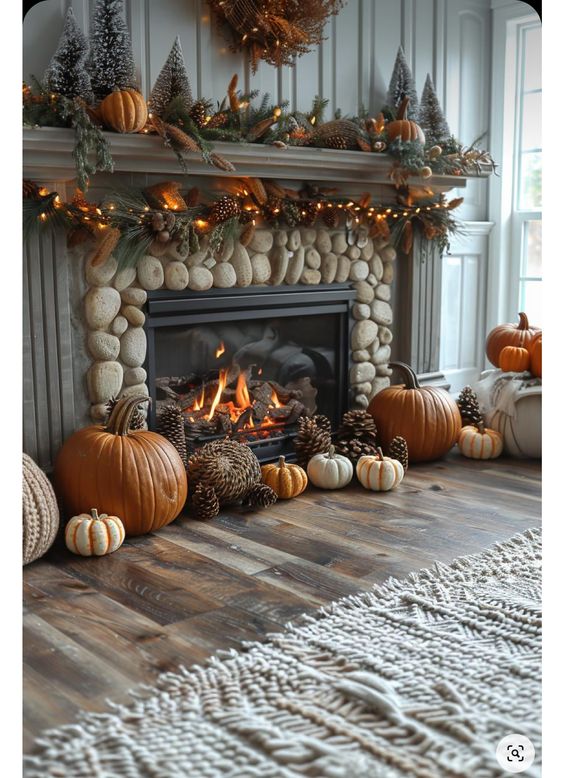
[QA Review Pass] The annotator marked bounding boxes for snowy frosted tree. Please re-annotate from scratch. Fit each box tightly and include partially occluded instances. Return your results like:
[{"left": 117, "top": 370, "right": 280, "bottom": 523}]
[
  {"left": 149, "top": 36, "right": 193, "bottom": 115},
  {"left": 43, "top": 8, "right": 93, "bottom": 101},
  {"left": 386, "top": 46, "right": 419, "bottom": 120},
  {"left": 418, "top": 73, "right": 451, "bottom": 146},
  {"left": 88, "top": 0, "right": 137, "bottom": 100}
]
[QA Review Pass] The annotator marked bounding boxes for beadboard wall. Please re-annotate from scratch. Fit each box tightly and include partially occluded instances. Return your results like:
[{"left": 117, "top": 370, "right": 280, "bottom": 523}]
[{"left": 23, "top": 0, "right": 493, "bottom": 469}]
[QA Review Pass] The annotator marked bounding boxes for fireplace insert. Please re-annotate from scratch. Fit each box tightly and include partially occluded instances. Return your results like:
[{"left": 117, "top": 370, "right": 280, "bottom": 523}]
[{"left": 145, "top": 285, "right": 355, "bottom": 462}]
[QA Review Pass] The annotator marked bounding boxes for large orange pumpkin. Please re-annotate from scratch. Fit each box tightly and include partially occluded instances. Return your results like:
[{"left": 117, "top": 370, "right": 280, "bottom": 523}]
[
  {"left": 99, "top": 89, "right": 148, "bottom": 133},
  {"left": 54, "top": 396, "right": 187, "bottom": 536},
  {"left": 529, "top": 333, "right": 542, "bottom": 378},
  {"left": 386, "top": 96, "right": 425, "bottom": 144},
  {"left": 485, "top": 312, "right": 540, "bottom": 368},
  {"left": 367, "top": 362, "right": 461, "bottom": 462}
]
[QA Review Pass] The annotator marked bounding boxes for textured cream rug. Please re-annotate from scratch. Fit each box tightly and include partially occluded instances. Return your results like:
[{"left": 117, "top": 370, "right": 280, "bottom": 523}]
[{"left": 25, "top": 528, "right": 541, "bottom": 778}]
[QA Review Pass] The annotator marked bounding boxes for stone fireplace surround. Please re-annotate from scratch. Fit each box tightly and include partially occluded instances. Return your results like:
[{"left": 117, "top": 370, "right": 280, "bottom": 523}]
[{"left": 83, "top": 226, "right": 396, "bottom": 425}]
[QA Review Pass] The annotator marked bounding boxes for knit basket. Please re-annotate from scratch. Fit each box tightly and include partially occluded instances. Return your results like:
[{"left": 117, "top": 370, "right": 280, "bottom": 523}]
[{"left": 23, "top": 454, "right": 59, "bottom": 565}]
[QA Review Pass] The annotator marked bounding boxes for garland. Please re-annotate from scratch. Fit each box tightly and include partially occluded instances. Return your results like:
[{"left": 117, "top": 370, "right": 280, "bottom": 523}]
[{"left": 23, "top": 177, "right": 464, "bottom": 268}]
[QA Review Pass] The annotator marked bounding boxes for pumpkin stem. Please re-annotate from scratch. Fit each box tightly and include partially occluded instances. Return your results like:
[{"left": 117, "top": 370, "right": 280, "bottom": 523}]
[
  {"left": 91, "top": 508, "right": 99, "bottom": 520},
  {"left": 517, "top": 312, "right": 530, "bottom": 330},
  {"left": 376, "top": 447, "right": 385, "bottom": 460},
  {"left": 396, "top": 95, "right": 410, "bottom": 120},
  {"left": 327, "top": 445, "right": 336, "bottom": 458},
  {"left": 278, "top": 456, "right": 286, "bottom": 468},
  {"left": 389, "top": 361, "right": 420, "bottom": 390},
  {"left": 477, "top": 420, "right": 485, "bottom": 434},
  {"left": 106, "top": 395, "right": 151, "bottom": 436}
]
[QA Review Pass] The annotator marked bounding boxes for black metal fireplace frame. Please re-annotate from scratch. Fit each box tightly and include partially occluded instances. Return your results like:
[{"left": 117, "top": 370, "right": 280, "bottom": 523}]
[{"left": 144, "top": 284, "right": 356, "bottom": 461}]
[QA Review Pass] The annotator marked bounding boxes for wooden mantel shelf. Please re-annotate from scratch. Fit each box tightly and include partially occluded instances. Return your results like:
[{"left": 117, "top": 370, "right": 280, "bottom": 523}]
[{"left": 22, "top": 127, "right": 490, "bottom": 194}]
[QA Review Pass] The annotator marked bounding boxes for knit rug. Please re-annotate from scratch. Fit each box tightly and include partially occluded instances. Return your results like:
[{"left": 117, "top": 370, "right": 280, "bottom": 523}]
[{"left": 25, "top": 528, "right": 541, "bottom": 778}]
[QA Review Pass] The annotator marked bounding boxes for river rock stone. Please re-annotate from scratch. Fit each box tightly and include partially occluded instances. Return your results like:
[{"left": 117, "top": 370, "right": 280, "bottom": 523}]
[
  {"left": 372, "top": 344, "right": 392, "bottom": 365},
  {"left": 352, "top": 349, "right": 370, "bottom": 362},
  {"left": 119, "top": 382, "right": 149, "bottom": 399},
  {"left": 249, "top": 230, "right": 274, "bottom": 253},
  {"left": 250, "top": 254, "right": 271, "bottom": 284},
  {"left": 335, "top": 256, "right": 351, "bottom": 283},
  {"left": 185, "top": 248, "right": 208, "bottom": 268},
  {"left": 165, "top": 240, "right": 189, "bottom": 261},
  {"left": 378, "top": 326, "right": 393, "bottom": 344},
  {"left": 367, "top": 274, "right": 377, "bottom": 286},
  {"left": 315, "top": 230, "right": 332, "bottom": 254},
  {"left": 360, "top": 240, "right": 374, "bottom": 261},
  {"left": 354, "top": 382, "right": 373, "bottom": 395},
  {"left": 113, "top": 266, "right": 137, "bottom": 292},
  {"left": 85, "top": 255, "right": 118, "bottom": 286},
  {"left": 273, "top": 230, "right": 288, "bottom": 247},
  {"left": 375, "top": 283, "right": 391, "bottom": 301},
  {"left": 120, "top": 287, "right": 147, "bottom": 306},
  {"left": 370, "top": 254, "right": 384, "bottom": 280},
  {"left": 120, "top": 327, "right": 147, "bottom": 368},
  {"left": 211, "top": 262, "right": 236, "bottom": 288},
  {"left": 354, "top": 394, "right": 369, "bottom": 409},
  {"left": 376, "top": 365, "right": 394, "bottom": 376},
  {"left": 381, "top": 245, "right": 397, "bottom": 262},
  {"left": 320, "top": 253, "right": 337, "bottom": 283},
  {"left": 351, "top": 319, "right": 378, "bottom": 350},
  {"left": 300, "top": 268, "right": 322, "bottom": 285},
  {"left": 270, "top": 246, "right": 289, "bottom": 285},
  {"left": 382, "top": 262, "right": 394, "bottom": 285},
  {"left": 110, "top": 315, "right": 128, "bottom": 337},
  {"left": 87, "top": 331, "right": 120, "bottom": 361},
  {"left": 370, "top": 377, "right": 391, "bottom": 397},
  {"left": 215, "top": 237, "right": 234, "bottom": 262},
  {"left": 87, "top": 361, "right": 123, "bottom": 404},
  {"left": 305, "top": 248, "right": 321, "bottom": 270},
  {"left": 137, "top": 255, "right": 164, "bottom": 290},
  {"left": 231, "top": 245, "right": 253, "bottom": 287},
  {"left": 90, "top": 403, "right": 109, "bottom": 423},
  {"left": 285, "top": 246, "right": 305, "bottom": 285},
  {"left": 332, "top": 233, "right": 347, "bottom": 254},
  {"left": 122, "top": 305, "right": 145, "bottom": 326},
  {"left": 368, "top": 338, "right": 381, "bottom": 358},
  {"left": 346, "top": 245, "right": 361, "bottom": 261},
  {"left": 124, "top": 367, "right": 147, "bottom": 386},
  {"left": 300, "top": 228, "right": 316, "bottom": 246},
  {"left": 352, "top": 303, "right": 370, "bottom": 320},
  {"left": 84, "top": 287, "right": 121, "bottom": 330},
  {"left": 288, "top": 230, "right": 301, "bottom": 252},
  {"left": 371, "top": 300, "right": 393, "bottom": 326},
  {"left": 188, "top": 266, "right": 213, "bottom": 291},
  {"left": 350, "top": 362, "right": 376, "bottom": 384},
  {"left": 164, "top": 261, "right": 189, "bottom": 290},
  {"left": 353, "top": 281, "right": 374, "bottom": 304},
  {"left": 349, "top": 260, "right": 369, "bottom": 282}
]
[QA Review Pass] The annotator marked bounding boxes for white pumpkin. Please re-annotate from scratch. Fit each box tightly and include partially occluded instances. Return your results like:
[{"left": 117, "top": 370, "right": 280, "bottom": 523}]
[
  {"left": 458, "top": 423, "right": 503, "bottom": 460},
  {"left": 356, "top": 451, "right": 404, "bottom": 491},
  {"left": 65, "top": 509, "right": 125, "bottom": 556},
  {"left": 307, "top": 445, "right": 353, "bottom": 489}
]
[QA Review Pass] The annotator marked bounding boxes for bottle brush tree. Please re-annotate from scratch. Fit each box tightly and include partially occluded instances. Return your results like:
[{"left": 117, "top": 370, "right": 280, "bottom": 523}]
[
  {"left": 418, "top": 73, "right": 451, "bottom": 147},
  {"left": 88, "top": 0, "right": 137, "bottom": 100},
  {"left": 149, "top": 36, "right": 193, "bottom": 116},
  {"left": 43, "top": 7, "right": 93, "bottom": 101},
  {"left": 386, "top": 45, "right": 419, "bottom": 120}
]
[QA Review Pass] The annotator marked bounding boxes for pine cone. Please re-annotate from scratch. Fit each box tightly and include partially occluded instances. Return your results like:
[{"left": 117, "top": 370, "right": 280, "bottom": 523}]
[
  {"left": 164, "top": 123, "right": 201, "bottom": 153},
  {"left": 105, "top": 397, "right": 145, "bottom": 430},
  {"left": 189, "top": 100, "right": 207, "bottom": 128},
  {"left": 325, "top": 135, "right": 349, "bottom": 150},
  {"left": 282, "top": 201, "right": 300, "bottom": 227},
  {"left": 293, "top": 416, "right": 332, "bottom": 467},
  {"left": 311, "top": 120, "right": 361, "bottom": 150},
  {"left": 299, "top": 201, "right": 318, "bottom": 226},
  {"left": 248, "top": 483, "right": 278, "bottom": 509},
  {"left": 334, "top": 438, "right": 378, "bottom": 463},
  {"left": 323, "top": 208, "right": 339, "bottom": 228},
  {"left": 192, "top": 483, "right": 220, "bottom": 520},
  {"left": 388, "top": 436, "right": 409, "bottom": 471},
  {"left": 337, "top": 410, "right": 378, "bottom": 445},
  {"left": 157, "top": 403, "right": 187, "bottom": 466},
  {"left": 313, "top": 415, "right": 332, "bottom": 434},
  {"left": 206, "top": 112, "right": 228, "bottom": 128},
  {"left": 209, "top": 194, "right": 241, "bottom": 225},
  {"left": 457, "top": 386, "right": 483, "bottom": 426}
]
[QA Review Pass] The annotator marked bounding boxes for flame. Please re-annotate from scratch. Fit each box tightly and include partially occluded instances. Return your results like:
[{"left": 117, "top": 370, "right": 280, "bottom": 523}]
[
  {"left": 208, "top": 369, "right": 228, "bottom": 419},
  {"left": 257, "top": 367, "right": 263, "bottom": 376},
  {"left": 270, "top": 387, "right": 283, "bottom": 408},
  {"left": 235, "top": 373, "right": 251, "bottom": 408},
  {"left": 193, "top": 385, "right": 205, "bottom": 411},
  {"left": 215, "top": 342, "right": 225, "bottom": 358}
]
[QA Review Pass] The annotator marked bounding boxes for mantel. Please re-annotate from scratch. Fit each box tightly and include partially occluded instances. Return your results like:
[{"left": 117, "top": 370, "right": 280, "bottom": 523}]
[{"left": 22, "top": 127, "right": 490, "bottom": 195}]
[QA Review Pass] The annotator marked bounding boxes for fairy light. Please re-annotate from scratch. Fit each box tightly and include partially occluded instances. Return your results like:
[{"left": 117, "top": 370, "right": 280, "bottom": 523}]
[{"left": 39, "top": 213, "right": 47, "bottom": 221}]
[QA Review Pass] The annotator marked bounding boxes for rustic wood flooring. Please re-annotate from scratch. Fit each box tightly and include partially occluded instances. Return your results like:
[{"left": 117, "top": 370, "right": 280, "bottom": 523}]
[{"left": 23, "top": 450, "right": 541, "bottom": 751}]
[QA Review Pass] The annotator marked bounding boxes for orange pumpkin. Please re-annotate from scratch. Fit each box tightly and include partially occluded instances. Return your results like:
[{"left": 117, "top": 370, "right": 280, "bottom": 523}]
[
  {"left": 386, "top": 96, "right": 425, "bottom": 144},
  {"left": 261, "top": 456, "right": 307, "bottom": 499},
  {"left": 499, "top": 346, "right": 530, "bottom": 373},
  {"left": 367, "top": 362, "right": 461, "bottom": 462},
  {"left": 54, "top": 396, "right": 187, "bottom": 536},
  {"left": 485, "top": 312, "right": 540, "bottom": 368},
  {"left": 528, "top": 334, "right": 542, "bottom": 378},
  {"left": 99, "top": 89, "right": 148, "bottom": 133}
]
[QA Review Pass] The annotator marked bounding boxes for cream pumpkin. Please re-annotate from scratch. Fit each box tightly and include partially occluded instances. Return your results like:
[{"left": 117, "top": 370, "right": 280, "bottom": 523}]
[
  {"left": 458, "top": 423, "right": 503, "bottom": 460},
  {"left": 356, "top": 449, "right": 404, "bottom": 491},
  {"left": 65, "top": 509, "right": 125, "bottom": 556},
  {"left": 307, "top": 445, "right": 353, "bottom": 489}
]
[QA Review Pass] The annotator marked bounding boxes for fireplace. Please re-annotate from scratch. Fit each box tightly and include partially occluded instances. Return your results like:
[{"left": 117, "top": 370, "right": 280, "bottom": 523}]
[{"left": 146, "top": 285, "right": 355, "bottom": 462}]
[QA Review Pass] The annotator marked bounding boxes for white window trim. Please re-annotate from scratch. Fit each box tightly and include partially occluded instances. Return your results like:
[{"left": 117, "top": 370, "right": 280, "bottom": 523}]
[{"left": 487, "top": 2, "right": 541, "bottom": 339}]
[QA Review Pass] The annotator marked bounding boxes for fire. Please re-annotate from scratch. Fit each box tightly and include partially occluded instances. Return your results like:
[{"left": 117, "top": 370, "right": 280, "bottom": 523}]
[
  {"left": 270, "top": 387, "right": 282, "bottom": 408},
  {"left": 215, "top": 342, "right": 225, "bottom": 358},
  {"left": 235, "top": 373, "right": 251, "bottom": 408},
  {"left": 208, "top": 369, "right": 228, "bottom": 419}
]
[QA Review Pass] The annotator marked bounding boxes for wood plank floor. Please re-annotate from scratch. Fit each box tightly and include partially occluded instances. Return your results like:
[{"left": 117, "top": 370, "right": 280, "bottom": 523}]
[{"left": 23, "top": 450, "right": 541, "bottom": 751}]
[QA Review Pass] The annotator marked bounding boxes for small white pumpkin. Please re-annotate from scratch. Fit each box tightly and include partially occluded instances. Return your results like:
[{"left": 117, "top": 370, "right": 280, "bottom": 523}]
[
  {"left": 356, "top": 449, "right": 404, "bottom": 491},
  {"left": 65, "top": 509, "right": 125, "bottom": 557},
  {"left": 307, "top": 445, "right": 353, "bottom": 489},
  {"left": 458, "top": 423, "right": 503, "bottom": 460}
]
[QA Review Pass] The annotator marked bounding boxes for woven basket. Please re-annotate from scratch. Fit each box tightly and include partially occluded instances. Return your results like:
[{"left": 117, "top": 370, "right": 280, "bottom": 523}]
[{"left": 23, "top": 454, "right": 59, "bottom": 565}]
